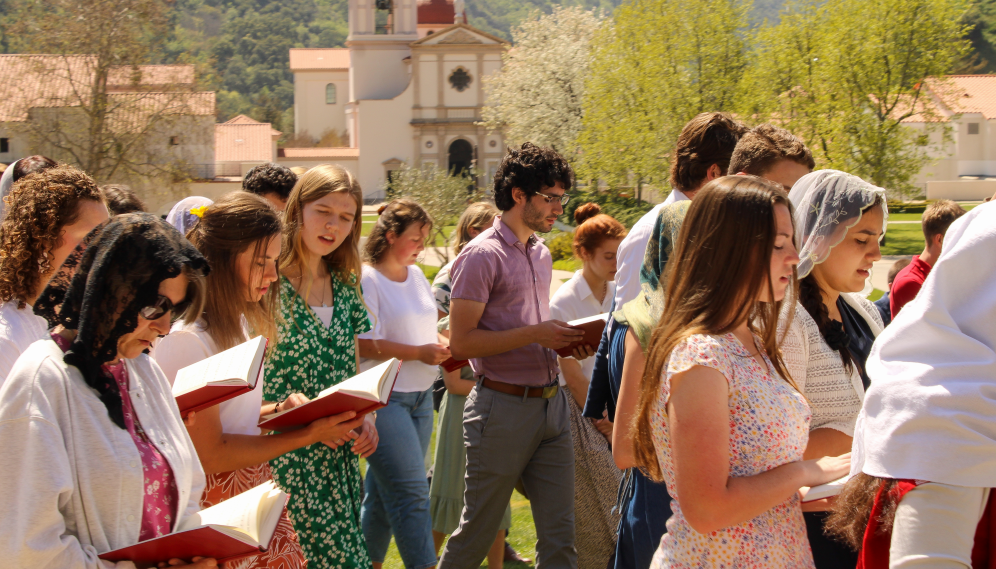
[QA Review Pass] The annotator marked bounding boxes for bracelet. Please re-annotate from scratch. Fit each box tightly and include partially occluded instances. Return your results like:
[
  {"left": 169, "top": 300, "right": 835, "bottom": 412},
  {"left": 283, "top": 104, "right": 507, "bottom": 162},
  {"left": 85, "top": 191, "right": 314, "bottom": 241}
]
[{"left": 274, "top": 397, "right": 287, "bottom": 414}]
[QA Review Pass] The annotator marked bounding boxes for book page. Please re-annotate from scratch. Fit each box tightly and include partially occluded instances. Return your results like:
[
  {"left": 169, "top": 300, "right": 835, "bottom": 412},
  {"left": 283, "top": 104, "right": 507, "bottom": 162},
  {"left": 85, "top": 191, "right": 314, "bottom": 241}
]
[
  {"left": 568, "top": 313, "right": 609, "bottom": 327},
  {"left": 172, "top": 336, "right": 266, "bottom": 397},
  {"left": 177, "top": 480, "right": 276, "bottom": 543},
  {"left": 802, "top": 474, "right": 852, "bottom": 502}
]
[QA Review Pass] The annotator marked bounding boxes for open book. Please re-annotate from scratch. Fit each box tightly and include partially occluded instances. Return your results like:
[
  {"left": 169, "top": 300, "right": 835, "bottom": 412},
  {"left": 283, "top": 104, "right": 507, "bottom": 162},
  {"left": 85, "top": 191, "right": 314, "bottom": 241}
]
[
  {"left": 802, "top": 474, "right": 852, "bottom": 502},
  {"left": 99, "top": 481, "right": 288, "bottom": 565},
  {"left": 555, "top": 313, "right": 609, "bottom": 358},
  {"left": 172, "top": 335, "right": 268, "bottom": 417},
  {"left": 258, "top": 358, "right": 402, "bottom": 431}
]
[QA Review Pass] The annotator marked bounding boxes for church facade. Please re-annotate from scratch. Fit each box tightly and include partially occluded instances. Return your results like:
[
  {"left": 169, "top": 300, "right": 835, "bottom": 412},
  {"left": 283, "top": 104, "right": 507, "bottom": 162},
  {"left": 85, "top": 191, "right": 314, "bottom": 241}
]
[{"left": 289, "top": 0, "right": 508, "bottom": 200}]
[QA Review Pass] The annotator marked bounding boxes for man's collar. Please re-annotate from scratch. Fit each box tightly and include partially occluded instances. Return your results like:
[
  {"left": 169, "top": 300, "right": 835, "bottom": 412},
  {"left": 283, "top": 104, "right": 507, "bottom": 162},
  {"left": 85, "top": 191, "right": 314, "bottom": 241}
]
[{"left": 494, "top": 215, "right": 542, "bottom": 247}]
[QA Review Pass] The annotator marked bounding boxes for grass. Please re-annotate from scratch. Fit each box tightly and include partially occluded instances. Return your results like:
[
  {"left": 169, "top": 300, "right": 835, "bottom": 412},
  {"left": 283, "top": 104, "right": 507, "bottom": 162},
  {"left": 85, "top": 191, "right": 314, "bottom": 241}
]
[
  {"left": 552, "top": 258, "right": 583, "bottom": 272},
  {"left": 882, "top": 223, "right": 925, "bottom": 256},
  {"left": 868, "top": 288, "right": 885, "bottom": 302}
]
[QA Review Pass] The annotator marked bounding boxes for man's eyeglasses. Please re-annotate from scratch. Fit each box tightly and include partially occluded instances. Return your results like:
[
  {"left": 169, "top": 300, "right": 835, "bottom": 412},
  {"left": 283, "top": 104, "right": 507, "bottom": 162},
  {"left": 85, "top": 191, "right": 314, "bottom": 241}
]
[
  {"left": 139, "top": 294, "right": 191, "bottom": 323},
  {"left": 535, "top": 192, "right": 571, "bottom": 206}
]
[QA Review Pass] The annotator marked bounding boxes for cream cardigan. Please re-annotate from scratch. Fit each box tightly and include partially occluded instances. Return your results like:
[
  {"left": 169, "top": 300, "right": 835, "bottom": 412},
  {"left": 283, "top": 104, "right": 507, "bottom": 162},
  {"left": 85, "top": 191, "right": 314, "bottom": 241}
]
[
  {"left": 779, "top": 293, "right": 884, "bottom": 436},
  {"left": 0, "top": 339, "right": 206, "bottom": 569}
]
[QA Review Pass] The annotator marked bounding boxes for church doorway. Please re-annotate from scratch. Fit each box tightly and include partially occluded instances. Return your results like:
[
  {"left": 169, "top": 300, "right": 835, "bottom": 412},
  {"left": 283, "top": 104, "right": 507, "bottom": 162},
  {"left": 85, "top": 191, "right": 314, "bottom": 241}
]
[{"left": 448, "top": 139, "right": 473, "bottom": 176}]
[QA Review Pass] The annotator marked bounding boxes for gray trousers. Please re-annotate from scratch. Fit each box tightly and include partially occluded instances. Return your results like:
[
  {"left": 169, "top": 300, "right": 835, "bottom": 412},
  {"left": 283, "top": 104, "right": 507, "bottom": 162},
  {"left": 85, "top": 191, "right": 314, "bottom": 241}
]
[{"left": 438, "top": 382, "right": 577, "bottom": 569}]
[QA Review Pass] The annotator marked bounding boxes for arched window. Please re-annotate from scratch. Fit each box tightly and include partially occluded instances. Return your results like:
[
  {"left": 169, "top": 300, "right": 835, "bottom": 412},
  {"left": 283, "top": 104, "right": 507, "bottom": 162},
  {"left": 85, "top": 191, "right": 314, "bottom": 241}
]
[{"left": 326, "top": 83, "right": 337, "bottom": 105}]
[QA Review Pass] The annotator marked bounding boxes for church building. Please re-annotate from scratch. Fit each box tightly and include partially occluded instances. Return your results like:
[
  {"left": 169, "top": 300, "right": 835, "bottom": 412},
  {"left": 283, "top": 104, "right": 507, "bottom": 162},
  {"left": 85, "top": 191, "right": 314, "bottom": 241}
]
[{"left": 288, "top": 0, "right": 509, "bottom": 200}]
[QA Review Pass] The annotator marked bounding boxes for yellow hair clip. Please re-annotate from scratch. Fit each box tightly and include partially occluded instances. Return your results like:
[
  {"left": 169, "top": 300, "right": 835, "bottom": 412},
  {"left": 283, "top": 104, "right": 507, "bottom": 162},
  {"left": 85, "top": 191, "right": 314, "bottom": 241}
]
[{"left": 190, "top": 205, "right": 208, "bottom": 218}]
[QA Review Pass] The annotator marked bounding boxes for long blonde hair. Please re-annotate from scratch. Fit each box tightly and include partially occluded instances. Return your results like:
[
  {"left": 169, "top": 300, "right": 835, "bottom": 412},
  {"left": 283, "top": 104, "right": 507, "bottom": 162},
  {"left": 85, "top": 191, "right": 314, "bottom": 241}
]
[
  {"left": 280, "top": 164, "right": 364, "bottom": 294},
  {"left": 186, "top": 192, "right": 281, "bottom": 351},
  {"left": 452, "top": 201, "right": 498, "bottom": 256},
  {"left": 633, "top": 175, "right": 798, "bottom": 482}
]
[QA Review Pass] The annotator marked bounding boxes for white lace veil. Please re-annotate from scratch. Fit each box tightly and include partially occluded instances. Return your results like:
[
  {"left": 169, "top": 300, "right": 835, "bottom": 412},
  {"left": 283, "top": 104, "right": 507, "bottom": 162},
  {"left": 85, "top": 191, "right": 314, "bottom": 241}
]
[
  {"left": 788, "top": 170, "right": 888, "bottom": 279},
  {"left": 165, "top": 196, "right": 213, "bottom": 236}
]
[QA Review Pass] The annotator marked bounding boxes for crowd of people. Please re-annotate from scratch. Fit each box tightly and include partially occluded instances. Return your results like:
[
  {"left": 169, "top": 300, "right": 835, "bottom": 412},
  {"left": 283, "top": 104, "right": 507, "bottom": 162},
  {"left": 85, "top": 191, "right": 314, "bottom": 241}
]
[{"left": 0, "top": 108, "right": 991, "bottom": 569}]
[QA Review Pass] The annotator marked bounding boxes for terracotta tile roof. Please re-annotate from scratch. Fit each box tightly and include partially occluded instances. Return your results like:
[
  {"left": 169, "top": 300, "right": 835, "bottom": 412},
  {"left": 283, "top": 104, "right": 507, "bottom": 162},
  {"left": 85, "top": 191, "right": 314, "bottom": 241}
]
[
  {"left": 926, "top": 75, "right": 996, "bottom": 120},
  {"left": 106, "top": 65, "right": 195, "bottom": 90},
  {"left": 104, "top": 91, "right": 215, "bottom": 133},
  {"left": 278, "top": 147, "right": 360, "bottom": 159},
  {"left": 222, "top": 114, "right": 282, "bottom": 136},
  {"left": 289, "top": 49, "right": 350, "bottom": 71},
  {"left": 418, "top": 0, "right": 466, "bottom": 25},
  {"left": 0, "top": 55, "right": 204, "bottom": 122},
  {"left": 216, "top": 122, "right": 280, "bottom": 163}
]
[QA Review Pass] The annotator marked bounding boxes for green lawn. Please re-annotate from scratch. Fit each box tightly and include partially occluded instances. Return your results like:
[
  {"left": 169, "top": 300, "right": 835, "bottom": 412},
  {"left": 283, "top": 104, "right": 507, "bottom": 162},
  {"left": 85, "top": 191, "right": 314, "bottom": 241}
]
[
  {"left": 882, "top": 223, "right": 925, "bottom": 256},
  {"left": 552, "top": 258, "right": 583, "bottom": 272}
]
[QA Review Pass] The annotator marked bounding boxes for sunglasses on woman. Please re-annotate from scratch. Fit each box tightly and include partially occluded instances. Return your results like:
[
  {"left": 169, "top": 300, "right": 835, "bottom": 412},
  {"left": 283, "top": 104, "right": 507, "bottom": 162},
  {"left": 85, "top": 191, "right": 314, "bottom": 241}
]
[{"left": 139, "top": 295, "right": 191, "bottom": 323}]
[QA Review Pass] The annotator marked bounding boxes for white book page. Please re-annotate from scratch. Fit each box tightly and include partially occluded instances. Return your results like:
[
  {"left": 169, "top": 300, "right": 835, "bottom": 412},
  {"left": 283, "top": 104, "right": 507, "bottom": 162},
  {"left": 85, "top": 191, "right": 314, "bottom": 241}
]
[
  {"left": 568, "top": 313, "right": 609, "bottom": 326},
  {"left": 176, "top": 480, "right": 279, "bottom": 544},
  {"left": 172, "top": 336, "right": 266, "bottom": 397},
  {"left": 261, "top": 359, "right": 399, "bottom": 421},
  {"left": 802, "top": 474, "right": 852, "bottom": 502}
]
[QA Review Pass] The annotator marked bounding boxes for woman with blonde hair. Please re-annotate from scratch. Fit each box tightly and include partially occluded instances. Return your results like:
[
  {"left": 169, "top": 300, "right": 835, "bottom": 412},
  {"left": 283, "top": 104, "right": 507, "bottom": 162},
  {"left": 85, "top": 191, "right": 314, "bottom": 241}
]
[
  {"left": 428, "top": 201, "right": 513, "bottom": 567},
  {"left": 630, "top": 176, "right": 848, "bottom": 568},
  {"left": 154, "top": 192, "right": 365, "bottom": 569},
  {"left": 262, "top": 164, "right": 379, "bottom": 567}
]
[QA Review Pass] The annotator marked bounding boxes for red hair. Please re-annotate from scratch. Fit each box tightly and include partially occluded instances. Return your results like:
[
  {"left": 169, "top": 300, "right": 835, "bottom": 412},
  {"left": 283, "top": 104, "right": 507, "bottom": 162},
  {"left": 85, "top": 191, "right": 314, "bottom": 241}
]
[{"left": 572, "top": 203, "right": 627, "bottom": 256}]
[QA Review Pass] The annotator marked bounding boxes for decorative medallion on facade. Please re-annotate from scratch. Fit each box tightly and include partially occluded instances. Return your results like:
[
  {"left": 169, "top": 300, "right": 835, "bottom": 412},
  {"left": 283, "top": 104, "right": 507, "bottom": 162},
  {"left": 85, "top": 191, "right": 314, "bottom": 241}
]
[{"left": 449, "top": 67, "right": 472, "bottom": 92}]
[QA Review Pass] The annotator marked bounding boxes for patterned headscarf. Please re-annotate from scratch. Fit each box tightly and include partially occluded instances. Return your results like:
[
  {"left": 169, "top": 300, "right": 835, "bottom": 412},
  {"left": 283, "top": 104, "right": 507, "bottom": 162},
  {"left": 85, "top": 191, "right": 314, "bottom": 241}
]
[
  {"left": 34, "top": 214, "right": 210, "bottom": 429},
  {"left": 789, "top": 170, "right": 888, "bottom": 279},
  {"left": 616, "top": 200, "right": 691, "bottom": 349}
]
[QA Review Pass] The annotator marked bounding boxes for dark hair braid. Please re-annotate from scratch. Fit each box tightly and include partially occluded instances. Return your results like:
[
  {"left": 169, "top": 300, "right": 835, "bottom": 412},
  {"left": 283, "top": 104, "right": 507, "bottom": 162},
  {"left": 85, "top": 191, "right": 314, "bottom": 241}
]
[{"left": 798, "top": 274, "right": 856, "bottom": 374}]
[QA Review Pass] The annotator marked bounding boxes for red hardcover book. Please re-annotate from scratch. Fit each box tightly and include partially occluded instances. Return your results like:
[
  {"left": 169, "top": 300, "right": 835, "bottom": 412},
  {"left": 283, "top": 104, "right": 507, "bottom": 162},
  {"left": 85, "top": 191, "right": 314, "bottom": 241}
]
[
  {"left": 99, "top": 481, "right": 288, "bottom": 565},
  {"left": 171, "top": 336, "right": 268, "bottom": 418},
  {"left": 258, "top": 358, "right": 402, "bottom": 432},
  {"left": 554, "top": 314, "right": 609, "bottom": 358},
  {"left": 440, "top": 357, "right": 470, "bottom": 372}
]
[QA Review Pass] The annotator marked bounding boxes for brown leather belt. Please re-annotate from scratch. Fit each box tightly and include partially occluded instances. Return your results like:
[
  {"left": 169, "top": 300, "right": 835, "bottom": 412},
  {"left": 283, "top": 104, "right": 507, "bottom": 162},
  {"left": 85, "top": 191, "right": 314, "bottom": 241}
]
[{"left": 482, "top": 377, "right": 559, "bottom": 398}]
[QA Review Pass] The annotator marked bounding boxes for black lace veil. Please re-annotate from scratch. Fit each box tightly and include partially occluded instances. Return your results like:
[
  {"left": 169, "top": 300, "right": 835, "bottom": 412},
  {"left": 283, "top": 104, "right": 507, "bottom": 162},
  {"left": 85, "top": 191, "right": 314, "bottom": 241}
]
[{"left": 34, "top": 213, "right": 210, "bottom": 429}]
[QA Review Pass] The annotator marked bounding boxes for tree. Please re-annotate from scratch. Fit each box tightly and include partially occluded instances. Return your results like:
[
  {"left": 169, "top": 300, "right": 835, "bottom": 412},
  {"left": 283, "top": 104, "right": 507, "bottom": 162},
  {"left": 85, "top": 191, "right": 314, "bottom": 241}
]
[
  {"left": 386, "top": 163, "right": 483, "bottom": 264},
  {"left": 5, "top": 0, "right": 214, "bottom": 201},
  {"left": 480, "top": 6, "right": 605, "bottom": 158},
  {"left": 578, "top": 0, "right": 753, "bottom": 189},
  {"left": 744, "top": 0, "right": 970, "bottom": 198}
]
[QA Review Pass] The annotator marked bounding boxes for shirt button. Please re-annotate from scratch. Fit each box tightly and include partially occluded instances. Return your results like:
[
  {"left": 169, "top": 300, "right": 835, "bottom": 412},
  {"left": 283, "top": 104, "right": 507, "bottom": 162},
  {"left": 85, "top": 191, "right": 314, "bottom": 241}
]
[
  {"left": 130, "top": 460, "right": 138, "bottom": 468},
  {"left": 127, "top": 515, "right": 135, "bottom": 522},
  {"left": 135, "top": 393, "right": 141, "bottom": 398}
]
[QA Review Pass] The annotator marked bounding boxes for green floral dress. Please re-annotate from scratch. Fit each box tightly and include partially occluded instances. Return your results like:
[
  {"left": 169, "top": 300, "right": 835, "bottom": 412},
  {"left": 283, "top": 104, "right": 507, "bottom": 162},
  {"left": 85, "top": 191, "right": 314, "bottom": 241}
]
[{"left": 264, "top": 274, "right": 372, "bottom": 568}]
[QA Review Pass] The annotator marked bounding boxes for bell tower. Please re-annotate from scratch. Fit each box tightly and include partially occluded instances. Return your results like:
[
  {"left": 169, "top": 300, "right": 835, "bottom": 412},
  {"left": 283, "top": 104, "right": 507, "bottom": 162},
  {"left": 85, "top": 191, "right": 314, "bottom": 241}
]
[{"left": 347, "top": 0, "right": 418, "bottom": 101}]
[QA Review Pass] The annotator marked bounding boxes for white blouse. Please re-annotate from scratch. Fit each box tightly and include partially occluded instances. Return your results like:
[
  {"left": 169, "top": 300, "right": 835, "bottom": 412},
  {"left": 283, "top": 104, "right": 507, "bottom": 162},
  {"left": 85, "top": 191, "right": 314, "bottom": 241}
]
[
  {"left": 0, "top": 340, "right": 205, "bottom": 569},
  {"left": 153, "top": 320, "right": 265, "bottom": 437},
  {"left": 779, "top": 293, "right": 884, "bottom": 436},
  {"left": 549, "top": 270, "right": 615, "bottom": 381},
  {"left": 0, "top": 299, "right": 50, "bottom": 385}
]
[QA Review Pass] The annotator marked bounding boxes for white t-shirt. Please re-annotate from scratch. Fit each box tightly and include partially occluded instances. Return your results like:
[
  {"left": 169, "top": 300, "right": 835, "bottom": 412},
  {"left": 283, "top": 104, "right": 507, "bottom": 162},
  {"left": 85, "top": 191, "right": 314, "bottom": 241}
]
[
  {"left": 549, "top": 270, "right": 615, "bottom": 382},
  {"left": 612, "top": 189, "right": 689, "bottom": 309},
  {"left": 152, "top": 320, "right": 265, "bottom": 436},
  {"left": 358, "top": 264, "right": 439, "bottom": 393},
  {"left": 0, "top": 300, "right": 49, "bottom": 385}
]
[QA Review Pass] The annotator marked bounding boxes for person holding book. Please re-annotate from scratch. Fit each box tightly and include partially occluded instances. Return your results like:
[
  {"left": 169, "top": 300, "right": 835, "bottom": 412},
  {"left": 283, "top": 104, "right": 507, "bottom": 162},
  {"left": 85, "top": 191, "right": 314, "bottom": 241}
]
[
  {"left": 439, "top": 143, "right": 587, "bottom": 569},
  {"left": 428, "top": 201, "right": 518, "bottom": 569},
  {"left": 548, "top": 202, "right": 626, "bottom": 569},
  {"left": 154, "top": 192, "right": 366, "bottom": 569},
  {"left": 630, "top": 176, "right": 850, "bottom": 568},
  {"left": 0, "top": 213, "right": 215, "bottom": 569},
  {"left": 779, "top": 170, "right": 887, "bottom": 569},
  {"left": 356, "top": 198, "right": 448, "bottom": 569},
  {"left": 262, "top": 164, "right": 379, "bottom": 568},
  {"left": 0, "top": 164, "right": 109, "bottom": 383},
  {"left": 825, "top": 202, "right": 996, "bottom": 567}
]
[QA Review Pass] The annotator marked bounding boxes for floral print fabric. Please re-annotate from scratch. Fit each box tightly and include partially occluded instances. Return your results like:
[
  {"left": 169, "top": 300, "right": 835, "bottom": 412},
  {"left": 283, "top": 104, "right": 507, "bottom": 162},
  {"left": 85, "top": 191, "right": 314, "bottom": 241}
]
[
  {"left": 264, "top": 274, "right": 372, "bottom": 568},
  {"left": 200, "top": 463, "right": 307, "bottom": 569},
  {"left": 650, "top": 333, "right": 813, "bottom": 569}
]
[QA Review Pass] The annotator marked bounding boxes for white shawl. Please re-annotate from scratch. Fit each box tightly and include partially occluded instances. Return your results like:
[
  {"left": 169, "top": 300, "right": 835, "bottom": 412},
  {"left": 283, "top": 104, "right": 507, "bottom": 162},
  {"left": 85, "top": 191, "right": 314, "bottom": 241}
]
[{"left": 854, "top": 201, "right": 996, "bottom": 486}]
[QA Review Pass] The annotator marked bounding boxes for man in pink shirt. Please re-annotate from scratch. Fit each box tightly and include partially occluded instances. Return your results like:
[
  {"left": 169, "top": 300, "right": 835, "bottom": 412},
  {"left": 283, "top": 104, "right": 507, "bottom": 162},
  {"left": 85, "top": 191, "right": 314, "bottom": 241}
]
[
  {"left": 440, "top": 143, "right": 588, "bottom": 569},
  {"left": 891, "top": 199, "right": 966, "bottom": 317}
]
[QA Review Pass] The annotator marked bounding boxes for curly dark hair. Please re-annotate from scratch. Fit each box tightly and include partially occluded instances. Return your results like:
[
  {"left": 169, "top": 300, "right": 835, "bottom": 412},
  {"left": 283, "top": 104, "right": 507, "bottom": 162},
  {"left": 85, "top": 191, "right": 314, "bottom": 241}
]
[
  {"left": 0, "top": 164, "right": 104, "bottom": 308},
  {"left": 100, "top": 184, "right": 147, "bottom": 215},
  {"left": 243, "top": 163, "right": 298, "bottom": 201},
  {"left": 669, "top": 112, "right": 748, "bottom": 192},
  {"left": 493, "top": 142, "right": 574, "bottom": 211}
]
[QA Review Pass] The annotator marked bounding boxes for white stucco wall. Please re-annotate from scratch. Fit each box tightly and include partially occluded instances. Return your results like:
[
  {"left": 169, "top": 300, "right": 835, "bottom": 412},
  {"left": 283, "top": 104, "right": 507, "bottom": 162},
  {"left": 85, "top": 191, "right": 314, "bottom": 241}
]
[
  {"left": 294, "top": 69, "right": 349, "bottom": 138},
  {"left": 355, "top": 84, "right": 415, "bottom": 199}
]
